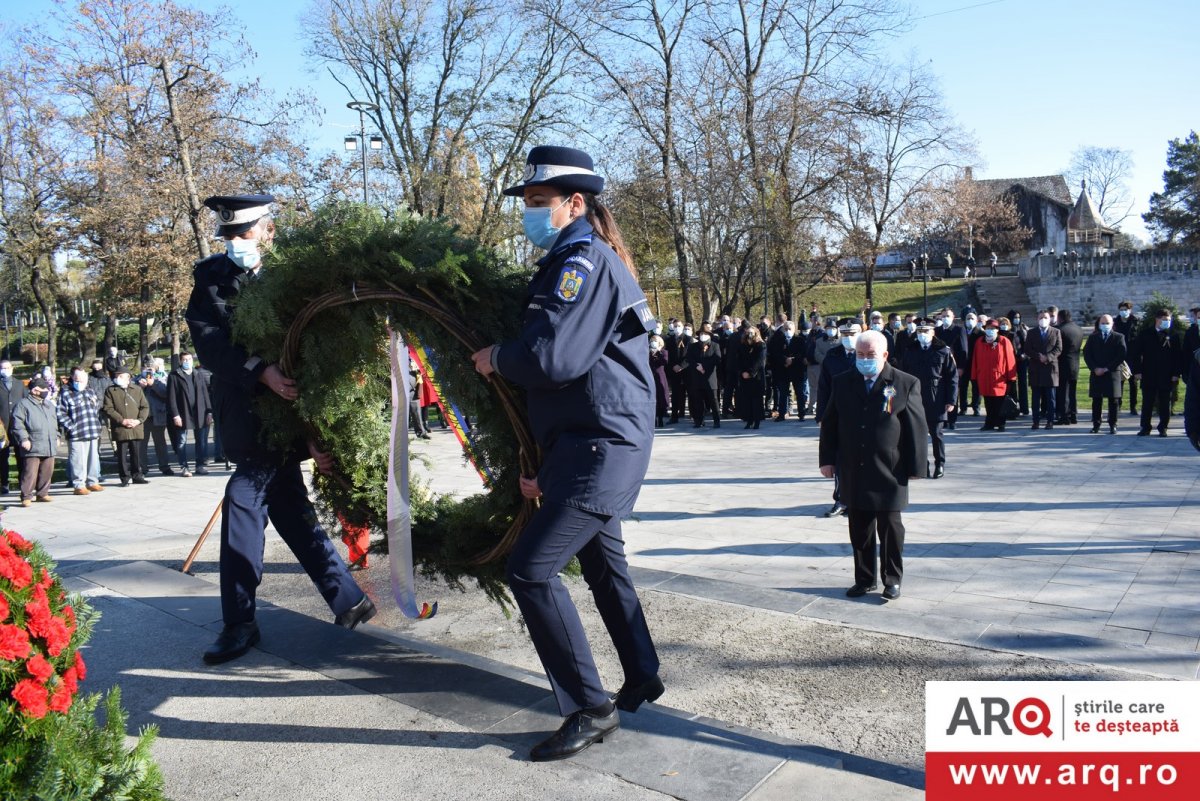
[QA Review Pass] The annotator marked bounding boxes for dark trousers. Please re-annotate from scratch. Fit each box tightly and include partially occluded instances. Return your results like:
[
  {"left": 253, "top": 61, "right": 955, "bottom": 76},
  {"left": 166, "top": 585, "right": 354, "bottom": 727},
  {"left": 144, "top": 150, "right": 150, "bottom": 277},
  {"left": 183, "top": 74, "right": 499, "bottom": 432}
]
[
  {"left": 982, "top": 395, "right": 1006, "bottom": 429},
  {"left": 722, "top": 376, "right": 737, "bottom": 415},
  {"left": 114, "top": 439, "right": 143, "bottom": 481},
  {"left": 1092, "top": 397, "right": 1119, "bottom": 429},
  {"left": 19, "top": 455, "right": 54, "bottom": 500},
  {"left": 138, "top": 423, "right": 171, "bottom": 473},
  {"left": 1128, "top": 375, "right": 1139, "bottom": 412},
  {"left": 1056, "top": 367, "right": 1079, "bottom": 421},
  {"left": 1032, "top": 386, "right": 1056, "bottom": 424},
  {"left": 688, "top": 384, "right": 720, "bottom": 426},
  {"left": 926, "top": 413, "right": 946, "bottom": 466},
  {"left": 669, "top": 374, "right": 686, "bottom": 420},
  {"left": 506, "top": 502, "right": 659, "bottom": 716},
  {"left": 772, "top": 376, "right": 791, "bottom": 416},
  {"left": 1017, "top": 361, "right": 1029, "bottom": 414},
  {"left": 219, "top": 460, "right": 364, "bottom": 626},
  {"left": 1140, "top": 383, "right": 1174, "bottom": 433},
  {"left": 847, "top": 509, "right": 905, "bottom": 587},
  {"left": 0, "top": 443, "right": 13, "bottom": 490},
  {"left": 171, "top": 424, "right": 210, "bottom": 470},
  {"left": 958, "top": 376, "right": 978, "bottom": 413}
]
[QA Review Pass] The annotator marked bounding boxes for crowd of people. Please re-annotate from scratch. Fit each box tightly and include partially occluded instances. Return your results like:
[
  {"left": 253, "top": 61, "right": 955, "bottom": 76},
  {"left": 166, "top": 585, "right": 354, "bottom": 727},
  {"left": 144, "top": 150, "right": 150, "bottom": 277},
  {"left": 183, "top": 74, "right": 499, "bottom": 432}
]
[
  {"left": 0, "top": 350, "right": 222, "bottom": 507},
  {"left": 647, "top": 298, "right": 1200, "bottom": 462}
]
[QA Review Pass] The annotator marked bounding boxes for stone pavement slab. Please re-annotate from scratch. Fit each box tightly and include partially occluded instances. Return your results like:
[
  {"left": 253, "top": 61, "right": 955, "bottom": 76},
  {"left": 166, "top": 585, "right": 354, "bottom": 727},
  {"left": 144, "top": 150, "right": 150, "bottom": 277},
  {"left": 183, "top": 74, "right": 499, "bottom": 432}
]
[{"left": 73, "top": 560, "right": 844, "bottom": 801}]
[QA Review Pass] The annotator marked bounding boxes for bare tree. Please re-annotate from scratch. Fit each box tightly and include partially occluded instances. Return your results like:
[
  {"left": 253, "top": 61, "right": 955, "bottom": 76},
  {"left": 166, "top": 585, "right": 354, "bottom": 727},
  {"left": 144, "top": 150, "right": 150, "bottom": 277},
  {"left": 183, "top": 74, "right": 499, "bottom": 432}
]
[
  {"left": 834, "top": 62, "right": 969, "bottom": 307},
  {"left": 1064, "top": 145, "right": 1135, "bottom": 228}
]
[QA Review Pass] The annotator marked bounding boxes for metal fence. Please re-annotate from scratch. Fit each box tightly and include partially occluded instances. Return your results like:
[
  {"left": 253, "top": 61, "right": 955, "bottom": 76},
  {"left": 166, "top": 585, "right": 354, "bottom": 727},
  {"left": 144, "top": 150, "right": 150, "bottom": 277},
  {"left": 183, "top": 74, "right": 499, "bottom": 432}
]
[{"left": 1025, "top": 250, "right": 1200, "bottom": 281}]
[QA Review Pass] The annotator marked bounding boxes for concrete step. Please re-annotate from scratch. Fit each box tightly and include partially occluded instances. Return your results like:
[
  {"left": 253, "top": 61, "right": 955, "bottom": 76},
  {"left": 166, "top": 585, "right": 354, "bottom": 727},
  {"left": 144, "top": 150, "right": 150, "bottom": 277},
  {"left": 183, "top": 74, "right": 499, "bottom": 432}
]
[
  {"left": 68, "top": 560, "right": 922, "bottom": 801},
  {"left": 974, "top": 276, "right": 1037, "bottom": 319}
]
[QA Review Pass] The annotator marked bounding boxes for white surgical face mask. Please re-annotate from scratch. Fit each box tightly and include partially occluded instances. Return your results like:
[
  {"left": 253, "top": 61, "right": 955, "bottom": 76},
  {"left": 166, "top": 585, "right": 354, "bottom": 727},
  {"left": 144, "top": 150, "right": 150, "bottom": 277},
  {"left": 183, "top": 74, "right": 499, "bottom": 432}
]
[
  {"left": 916, "top": 332, "right": 933, "bottom": 346},
  {"left": 226, "top": 237, "right": 261, "bottom": 269},
  {"left": 825, "top": 327, "right": 837, "bottom": 338},
  {"left": 115, "top": 376, "right": 130, "bottom": 388},
  {"left": 840, "top": 335, "right": 857, "bottom": 350},
  {"left": 965, "top": 318, "right": 977, "bottom": 329},
  {"left": 905, "top": 322, "right": 916, "bottom": 333},
  {"left": 870, "top": 322, "right": 883, "bottom": 332},
  {"left": 683, "top": 327, "right": 693, "bottom": 337},
  {"left": 1038, "top": 318, "right": 1051, "bottom": 329}
]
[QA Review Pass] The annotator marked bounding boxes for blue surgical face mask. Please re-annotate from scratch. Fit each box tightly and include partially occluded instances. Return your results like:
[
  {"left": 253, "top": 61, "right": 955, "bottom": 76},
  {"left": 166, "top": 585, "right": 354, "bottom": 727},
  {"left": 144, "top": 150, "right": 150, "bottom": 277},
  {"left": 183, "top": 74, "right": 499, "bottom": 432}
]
[
  {"left": 870, "top": 323, "right": 883, "bottom": 332},
  {"left": 965, "top": 318, "right": 977, "bottom": 329},
  {"left": 0, "top": 368, "right": 11, "bottom": 378},
  {"left": 1158, "top": 319, "right": 1171, "bottom": 331},
  {"left": 916, "top": 332, "right": 933, "bottom": 346},
  {"left": 840, "top": 335, "right": 856, "bottom": 350},
  {"left": 1118, "top": 309, "right": 1130, "bottom": 318},
  {"left": 1000, "top": 324, "right": 1010, "bottom": 332},
  {"left": 72, "top": 380, "right": 85, "bottom": 392},
  {"left": 1099, "top": 323, "right": 1112, "bottom": 335},
  {"left": 855, "top": 357, "right": 880, "bottom": 376},
  {"left": 522, "top": 198, "right": 569, "bottom": 250},
  {"left": 226, "top": 237, "right": 261, "bottom": 269},
  {"left": 825, "top": 327, "right": 837, "bottom": 338},
  {"left": 984, "top": 328, "right": 998, "bottom": 340},
  {"left": 180, "top": 360, "right": 193, "bottom": 372}
]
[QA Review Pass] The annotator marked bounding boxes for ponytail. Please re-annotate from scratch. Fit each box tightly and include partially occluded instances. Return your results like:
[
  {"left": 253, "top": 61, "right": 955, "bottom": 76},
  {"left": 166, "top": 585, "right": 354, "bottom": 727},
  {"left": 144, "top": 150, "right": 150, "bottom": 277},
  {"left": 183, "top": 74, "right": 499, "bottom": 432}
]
[{"left": 583, "top": 194, "right": 638, "bottom": 280}]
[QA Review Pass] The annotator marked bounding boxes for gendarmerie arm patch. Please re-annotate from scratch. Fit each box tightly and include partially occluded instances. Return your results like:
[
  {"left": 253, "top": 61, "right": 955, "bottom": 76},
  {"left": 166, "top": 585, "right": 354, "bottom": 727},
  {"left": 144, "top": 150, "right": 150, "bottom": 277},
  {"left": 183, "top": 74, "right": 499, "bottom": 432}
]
[
  {"left": 564, "top": 254, "right": 596, "bottom": 273},
  {"left": 555, "top": 267, "right": 586, "bottom": 302}
]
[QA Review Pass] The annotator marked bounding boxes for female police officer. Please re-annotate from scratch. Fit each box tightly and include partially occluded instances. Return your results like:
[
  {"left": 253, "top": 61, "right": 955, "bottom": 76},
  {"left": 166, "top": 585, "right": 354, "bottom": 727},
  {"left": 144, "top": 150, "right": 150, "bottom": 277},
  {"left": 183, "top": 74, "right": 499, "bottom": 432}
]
[{"left": 472, "top": 146, "right": 662, "bottom": 761}]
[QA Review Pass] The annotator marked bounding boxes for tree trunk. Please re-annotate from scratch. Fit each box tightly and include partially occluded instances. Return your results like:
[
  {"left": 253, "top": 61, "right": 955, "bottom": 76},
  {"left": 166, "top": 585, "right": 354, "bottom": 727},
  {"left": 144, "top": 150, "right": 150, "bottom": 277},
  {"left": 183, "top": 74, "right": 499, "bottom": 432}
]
[
  {"left": 105, "top": 312, "right": 118, "bottom": 350},
  {"left": 158, "top": 59, "right": 211, "bottom": 260},
  {"left": 29, "top": 260, "right": 56, "bottom": 371}
]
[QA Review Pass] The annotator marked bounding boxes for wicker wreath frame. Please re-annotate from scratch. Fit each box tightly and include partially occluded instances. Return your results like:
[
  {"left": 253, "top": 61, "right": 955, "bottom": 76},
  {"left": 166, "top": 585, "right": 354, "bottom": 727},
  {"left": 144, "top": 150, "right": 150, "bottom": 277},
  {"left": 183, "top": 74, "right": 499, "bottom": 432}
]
[{"left": 277, "top": 281, "right": 539, "bottom": 566}]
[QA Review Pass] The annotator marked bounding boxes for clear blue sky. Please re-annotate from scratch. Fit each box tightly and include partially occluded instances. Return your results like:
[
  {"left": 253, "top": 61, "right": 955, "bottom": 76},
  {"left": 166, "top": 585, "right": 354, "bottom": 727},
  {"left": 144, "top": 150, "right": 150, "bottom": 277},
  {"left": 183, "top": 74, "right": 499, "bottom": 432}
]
[{"left": 6, "top": 0, "right": 1197, "bottom": 241}]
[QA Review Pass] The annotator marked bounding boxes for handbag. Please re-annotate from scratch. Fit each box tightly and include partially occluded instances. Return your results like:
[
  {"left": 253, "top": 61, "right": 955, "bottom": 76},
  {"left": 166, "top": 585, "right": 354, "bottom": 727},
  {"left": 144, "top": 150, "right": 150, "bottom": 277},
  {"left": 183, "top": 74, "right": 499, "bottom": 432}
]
[
  {"left": 1119, "top": 360, "right": 1132, "bottom": 381},
  {"left": 1003, "top": 384, "right": 1020, "bottom": 420}
]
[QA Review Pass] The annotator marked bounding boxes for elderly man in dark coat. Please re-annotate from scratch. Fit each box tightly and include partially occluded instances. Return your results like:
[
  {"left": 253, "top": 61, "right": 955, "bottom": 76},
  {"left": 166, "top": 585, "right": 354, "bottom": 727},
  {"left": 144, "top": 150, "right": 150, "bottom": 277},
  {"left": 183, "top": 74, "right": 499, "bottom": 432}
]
[
  {"left": 819, "top": 330, "right": 928, "bottom": 601},
  {"left": 1023, "top": 310, "right": 1063, "bottom": 429},
  {"left": 1083, "top": 314, "right": 1127, "bottom": 434}
]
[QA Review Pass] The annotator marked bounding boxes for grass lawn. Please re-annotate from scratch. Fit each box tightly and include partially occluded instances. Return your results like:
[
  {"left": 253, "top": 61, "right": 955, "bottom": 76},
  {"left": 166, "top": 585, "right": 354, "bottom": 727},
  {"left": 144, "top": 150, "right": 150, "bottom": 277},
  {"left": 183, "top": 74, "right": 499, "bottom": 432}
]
[{"left": 649, "top": 278, "right": 973, "bottom": 324}]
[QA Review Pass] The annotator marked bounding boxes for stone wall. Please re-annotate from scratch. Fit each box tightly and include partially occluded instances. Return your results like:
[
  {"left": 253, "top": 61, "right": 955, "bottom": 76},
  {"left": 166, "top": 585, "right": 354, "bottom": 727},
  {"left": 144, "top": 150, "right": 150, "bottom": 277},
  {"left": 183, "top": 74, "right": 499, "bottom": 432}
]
[{"left": 1027, "top": 272, "right": 1200, "bottom": 321}]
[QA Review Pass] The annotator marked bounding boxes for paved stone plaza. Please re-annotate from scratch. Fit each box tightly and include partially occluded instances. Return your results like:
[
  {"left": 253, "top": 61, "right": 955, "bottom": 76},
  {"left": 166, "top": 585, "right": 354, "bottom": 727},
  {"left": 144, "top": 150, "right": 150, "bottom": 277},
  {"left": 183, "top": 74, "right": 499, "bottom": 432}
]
[{"left": 3, "top": 414, "right": 1196, "bottom": 800}]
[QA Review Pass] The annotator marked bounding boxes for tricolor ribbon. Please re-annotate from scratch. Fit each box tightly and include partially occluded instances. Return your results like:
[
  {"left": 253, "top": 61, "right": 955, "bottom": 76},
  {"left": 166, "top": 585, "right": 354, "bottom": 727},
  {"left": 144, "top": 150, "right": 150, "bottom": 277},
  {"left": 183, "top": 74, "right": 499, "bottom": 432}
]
[
  {"left": 882, "top": 384, "right": 896, "bottom": 414},
  {"left": 408, "top": 339, "right": 494, "bottom": 486},
  {"left": 387, "top": 328, "right": 437, "bottom": 619}
]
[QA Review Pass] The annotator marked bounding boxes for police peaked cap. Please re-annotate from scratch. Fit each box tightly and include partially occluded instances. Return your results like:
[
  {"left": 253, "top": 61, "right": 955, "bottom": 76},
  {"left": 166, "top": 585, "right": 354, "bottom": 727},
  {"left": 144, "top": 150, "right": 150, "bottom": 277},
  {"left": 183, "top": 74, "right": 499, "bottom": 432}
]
[
  {"left": 203, "top": 193, "right": 276, "bottom": 236},
  {"left": 914, "top": 318, "right": 938, "bottom": 328},
  {"left": 502, "top": 146, "right": 605, "bottom": 197},
  {"left": 837, "top": 318, "right": 862, "bottom": 332}
]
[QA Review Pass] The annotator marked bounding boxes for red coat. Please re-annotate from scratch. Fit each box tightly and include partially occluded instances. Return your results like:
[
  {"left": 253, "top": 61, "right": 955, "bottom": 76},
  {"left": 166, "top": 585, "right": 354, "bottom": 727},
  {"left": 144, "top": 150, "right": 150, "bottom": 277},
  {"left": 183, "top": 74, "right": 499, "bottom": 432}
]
[{"left": 970, "top": 335, "right": 1017, "bottom": 396}]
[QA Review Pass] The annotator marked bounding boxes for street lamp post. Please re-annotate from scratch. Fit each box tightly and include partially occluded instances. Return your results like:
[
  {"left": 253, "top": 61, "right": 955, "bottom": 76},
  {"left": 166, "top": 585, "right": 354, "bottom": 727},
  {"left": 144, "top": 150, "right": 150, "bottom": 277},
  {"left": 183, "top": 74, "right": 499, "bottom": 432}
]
[{"left": 346, "top": 100, "right": 381, "bottom": 204}]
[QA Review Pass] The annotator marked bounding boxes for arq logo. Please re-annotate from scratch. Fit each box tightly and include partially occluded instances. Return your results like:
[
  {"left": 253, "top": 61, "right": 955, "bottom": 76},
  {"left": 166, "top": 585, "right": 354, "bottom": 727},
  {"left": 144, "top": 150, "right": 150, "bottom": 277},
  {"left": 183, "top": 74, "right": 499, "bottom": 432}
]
[{"left": 946, "top": 696, "right": 1053, "bottom": 737}]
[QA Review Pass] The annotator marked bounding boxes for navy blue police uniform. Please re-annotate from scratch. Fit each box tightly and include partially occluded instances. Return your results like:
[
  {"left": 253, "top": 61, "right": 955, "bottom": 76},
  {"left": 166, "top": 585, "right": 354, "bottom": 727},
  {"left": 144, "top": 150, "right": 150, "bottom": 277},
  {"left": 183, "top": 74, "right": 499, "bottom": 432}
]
[
  {"left": 816, "top": 324, "right": 860, "bottom": 517},
  {"left": 185, "top": 194, "right": 368, "bottom": 663},
  {"left": 494, "top": 214, "right": 660, "bottom": 718}
]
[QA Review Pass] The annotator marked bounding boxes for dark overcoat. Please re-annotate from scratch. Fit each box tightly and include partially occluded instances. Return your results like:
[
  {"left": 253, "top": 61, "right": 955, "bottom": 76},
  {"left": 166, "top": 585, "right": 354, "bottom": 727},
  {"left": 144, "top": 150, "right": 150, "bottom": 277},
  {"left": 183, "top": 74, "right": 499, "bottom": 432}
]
[
  {"left": 818, "top": 363, "right": 928, "bottom": 512},
  {"left": 1023, "top": 326, "right": 1063, "bottom": 387},
  {"left": 1083, "top": 331, "right": 1127, "bottom": 399}
]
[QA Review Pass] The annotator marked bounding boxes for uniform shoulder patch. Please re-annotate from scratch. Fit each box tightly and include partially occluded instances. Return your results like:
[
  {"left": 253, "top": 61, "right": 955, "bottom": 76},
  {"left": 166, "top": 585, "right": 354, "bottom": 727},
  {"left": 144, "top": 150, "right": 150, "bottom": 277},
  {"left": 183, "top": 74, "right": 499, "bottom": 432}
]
[
  {"left": 555, "top": 266, "right": 587, "bottom": 303},
  {"left": 563, "top": 254, "right": 597, "bottom": 273}
]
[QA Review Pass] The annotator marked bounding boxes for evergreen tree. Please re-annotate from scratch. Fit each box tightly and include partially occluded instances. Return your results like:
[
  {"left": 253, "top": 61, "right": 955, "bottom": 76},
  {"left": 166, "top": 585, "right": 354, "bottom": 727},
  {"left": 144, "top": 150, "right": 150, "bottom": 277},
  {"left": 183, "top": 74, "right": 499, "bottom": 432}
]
[{"left": 1144, "top": 131, "right": 1200, "bottom": 246}]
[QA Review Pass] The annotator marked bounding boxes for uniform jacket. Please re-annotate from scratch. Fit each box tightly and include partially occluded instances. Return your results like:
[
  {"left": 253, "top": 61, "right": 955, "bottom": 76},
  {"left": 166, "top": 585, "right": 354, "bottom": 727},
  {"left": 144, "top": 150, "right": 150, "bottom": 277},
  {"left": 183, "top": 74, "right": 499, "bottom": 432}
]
[
  {"left": 1130, "top": 326, "right": 1185, "bottom": 388},
  {"left": 0, "top": 376, "right": 26, "bottom": 430},
  {"left": 1083, "top": 330, "right": 1127, "bottom": 399},
  {"left": 680, "top": 339, "right": 722, "bottom": 391},
  {"left": 495, "top": 217, "right": 656, "bottom": 517},
  {"left": 1057, "top": 322, "right": 1084, "bottom": 375},
  {"left": 900, "top": 338, "right": 958, "bottom": 421},
  {"left": 102, "top": 384, "right": 149, "bottom": 441},
  {"left": 970, "top": 335, "right": 1017, "bottom": 396},
  {"left": 167, "top": 368, "right": 212, "bottom": 429},
  {"left": 56, "top": 386, "right": 103, "bottom": 441},
  {"left": 10, "top": 396, "right": 57, "bottom": 457},
  {"left": 818, "top": 363, "right": 928, "bottom": 512},
  {"left": 816, "top": 347, "right": 855, "bottom": 423},
  {"left": 1023, "top": 326, "right": 1063, "bottom": 387},
  {"left": 185, "top": 252, "right": 279, "bottom": 463}
]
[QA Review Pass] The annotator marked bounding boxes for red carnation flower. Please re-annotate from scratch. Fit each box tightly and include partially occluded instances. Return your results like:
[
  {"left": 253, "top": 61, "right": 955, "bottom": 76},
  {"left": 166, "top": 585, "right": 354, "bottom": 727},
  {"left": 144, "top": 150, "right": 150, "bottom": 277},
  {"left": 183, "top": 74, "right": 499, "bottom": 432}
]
[
  {"left": 61, "top": 666, "right": 78, "bottom": 694},
  {"left": 4, "top": 530, "right": 34, "bottom": 553},
  {"left": 0, "top": 593, "right": 9, "bottom": 621},
  {"left": 26, "top": 652, "right": 54, "bottom": 683},
  {"left": 0, "top": 622, "right": 31, "bottom": 661},
  {"left": 0, "top": 548, "right": 33, "bottom": 589},
  {"left": 61, "top": 604, "right": 77, "bottom": 632},
  {"left": 48, "top": 682, "right": 73, "bottom": 714},
  {"left": 36, "top": 566, "right": 52, "bottom": 590},
  {"left": 43, "top": 617, "right": 71, "bottom": 657},
  {"left": 12, "top": 678, "right": 49, "bottom": 719},
  {"left": 25, "top": 584, "right": 53, "bottom": 637},
  {"left": 75, "top": 651, "right": 87, "bottom": 681}
]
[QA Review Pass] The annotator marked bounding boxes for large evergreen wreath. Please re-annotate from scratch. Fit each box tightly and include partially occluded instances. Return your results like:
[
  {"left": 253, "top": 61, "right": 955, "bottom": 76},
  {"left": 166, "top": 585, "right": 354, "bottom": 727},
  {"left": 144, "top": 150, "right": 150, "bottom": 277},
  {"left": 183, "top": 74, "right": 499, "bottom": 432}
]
[{"left": 230, "top": 203, "right": 535, "bottom": 606}]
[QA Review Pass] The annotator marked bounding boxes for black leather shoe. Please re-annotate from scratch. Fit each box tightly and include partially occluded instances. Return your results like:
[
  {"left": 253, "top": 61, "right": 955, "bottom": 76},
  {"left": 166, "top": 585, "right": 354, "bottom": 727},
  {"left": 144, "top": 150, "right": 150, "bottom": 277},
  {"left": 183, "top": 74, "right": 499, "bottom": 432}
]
[
  {"left": 530, "top": 707, "right": 620, "bottom": 762},
  {"left": 1137, "top": 429, "right": 1151, "bottom": 436},
  {"left": 882, "top": 585, "right": 901, "bottom": 600},
  {"left": 614, "top": 675, "right": 665, "bottom": 713},
  {"left": 823, "top": 502, "right": 847, "bottom": 518},
  {"left": 1091, "top": 426, "right": 1100, "bottom": 434},
  {"left": 132, "top": 476, "right": 150, "bottom": 484},
  {"left": 334, "top": 595, "right": 377, "bottom": 629},
  {"left": 1044, "top": 423, "right": 1054, "bottom": 430},
  {"left": 846, "top": 583, "right": 878, "bottom": 597},
  {"left": 203, "top": 622, "right": 261, "bottom": 665},
  {"left": 932, "top": 463, "right": 945, "bottom": 479}
]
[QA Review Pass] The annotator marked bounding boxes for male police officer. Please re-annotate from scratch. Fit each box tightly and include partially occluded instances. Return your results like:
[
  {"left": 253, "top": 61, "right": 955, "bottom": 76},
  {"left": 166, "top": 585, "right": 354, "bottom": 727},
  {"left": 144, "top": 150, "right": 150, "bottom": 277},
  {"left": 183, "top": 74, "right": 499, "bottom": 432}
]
[
  {"left": 186, "top": 193, "right": 374, "bottom": 665},
  {"left": 900, "top": 318, "right": 957, "bottom": 478}
]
